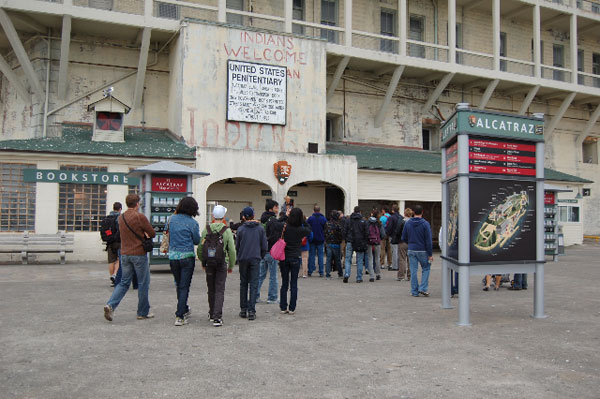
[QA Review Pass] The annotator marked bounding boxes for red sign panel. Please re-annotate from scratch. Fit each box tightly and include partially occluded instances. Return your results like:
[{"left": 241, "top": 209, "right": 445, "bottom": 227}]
[
  {"left": 152, "top": 176, "right": 187, "bottom": 193},
  {"left": 468, "top": 138, "right": 536, "bottom": 177},
  {"left": 544, "top": 191, "right": 556, "bottom": 205},
  {"left": 445, "top": 142, "right": 458, "bottom": 178}
]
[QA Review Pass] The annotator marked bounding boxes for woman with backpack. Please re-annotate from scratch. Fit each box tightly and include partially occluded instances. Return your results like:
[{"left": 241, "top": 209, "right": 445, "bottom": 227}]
[
  {"left": 366, "top": 210, "right": 385, "bottom": 282},
  {"left": 272, "top": 207, "right": 311, "bottom": 314},
  {"left": 167, "top": 197, "right": 201, "bottom": 326}
]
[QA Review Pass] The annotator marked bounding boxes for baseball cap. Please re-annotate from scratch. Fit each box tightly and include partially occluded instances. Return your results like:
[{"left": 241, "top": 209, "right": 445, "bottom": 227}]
[
  {"left": 213, "top": 205, "right": 227, "bottom": 220},
  {"left": 242, "top": 206, "right": 254, "bottom": 219}
]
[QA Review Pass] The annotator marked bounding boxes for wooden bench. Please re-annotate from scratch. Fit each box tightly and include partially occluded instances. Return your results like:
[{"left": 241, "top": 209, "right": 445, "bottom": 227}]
[
  {"left": 0, "top": 231, "right": 74, "bottom": 264},
  {"left": 584, "top": 235, "right": 600, "bottom": 243}
]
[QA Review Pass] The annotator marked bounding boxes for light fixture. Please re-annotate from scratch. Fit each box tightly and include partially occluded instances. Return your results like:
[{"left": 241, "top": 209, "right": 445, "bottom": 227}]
[
  {"left": 575, "top": 189, "right": 583, "bottom": 200},
  {"left": 224, "top": 178, "right": 236, "bottom": 185}
]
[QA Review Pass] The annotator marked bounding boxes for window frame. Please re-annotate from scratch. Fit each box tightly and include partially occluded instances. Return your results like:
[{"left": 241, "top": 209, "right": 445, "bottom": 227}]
[
  {"left": 409, "top": 14, "right": 426, "bottom": 58},
  {"left": 0, "top": 163, "right": 36, "bottom": 232},
  {"left": 380, "top": 8, "right": 398, "bottom": 53},
  {"left": 558, "top": 205, "right": 580, "bottom": 223}
]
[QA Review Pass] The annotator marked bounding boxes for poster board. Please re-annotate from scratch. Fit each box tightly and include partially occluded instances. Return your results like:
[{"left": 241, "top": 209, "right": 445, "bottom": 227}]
[{"left": 227, "top": 60, "right": 287, "bottom": 125}]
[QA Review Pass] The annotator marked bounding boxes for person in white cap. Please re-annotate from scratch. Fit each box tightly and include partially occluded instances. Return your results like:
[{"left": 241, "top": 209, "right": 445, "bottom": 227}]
[{"left": 197, "top": 204, "right": 236, "bottom": 327}]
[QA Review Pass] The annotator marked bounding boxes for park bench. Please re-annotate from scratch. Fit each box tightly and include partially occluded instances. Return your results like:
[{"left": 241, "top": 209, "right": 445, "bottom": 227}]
[
  {"left": 584, "top": 235, "right": 600, "bottom": 243},
  {"left": 0, "top": 231, "right": 74, "bottom": 264}
]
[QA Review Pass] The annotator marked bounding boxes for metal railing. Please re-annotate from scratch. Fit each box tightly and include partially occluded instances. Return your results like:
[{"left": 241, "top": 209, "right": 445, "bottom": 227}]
[{"left": 72, "top": 0, "right": 145, "bottom": 15}]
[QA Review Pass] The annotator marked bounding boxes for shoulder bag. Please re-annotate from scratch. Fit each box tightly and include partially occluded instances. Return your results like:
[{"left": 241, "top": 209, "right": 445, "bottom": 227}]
[
  {"left": 270, "top": 223, "right": 287, "bottom": 261},
  {"left": 122, "top": 213, "right": 154, "bottom": 253}
]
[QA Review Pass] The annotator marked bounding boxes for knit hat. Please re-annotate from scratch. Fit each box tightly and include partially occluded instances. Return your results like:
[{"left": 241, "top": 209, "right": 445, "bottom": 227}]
[
  {"left": 213, "top": 205, "right": 227, "bottom": 220},
  {"left": 242, "top": 206, "right": 254, "bottom": 219}
]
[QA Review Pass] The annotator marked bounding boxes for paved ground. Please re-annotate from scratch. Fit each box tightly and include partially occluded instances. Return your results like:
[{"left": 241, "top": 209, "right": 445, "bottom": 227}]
[{"left": 1, "top": 243, "right": 599, "bottom": 399}]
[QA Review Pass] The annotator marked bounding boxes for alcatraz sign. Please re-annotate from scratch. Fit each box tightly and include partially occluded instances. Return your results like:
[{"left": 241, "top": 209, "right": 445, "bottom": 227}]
[
  {"left": 441, "top": 110, "right": 544, "bottom": 145},
  {"left": 23, "top": 169, "right": 139, "bottom": 185}
]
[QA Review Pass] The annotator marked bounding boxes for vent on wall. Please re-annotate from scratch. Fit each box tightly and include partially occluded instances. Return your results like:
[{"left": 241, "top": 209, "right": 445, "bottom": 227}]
[{"left": 308, "top": 143, "right": 318, "bottom": 154}]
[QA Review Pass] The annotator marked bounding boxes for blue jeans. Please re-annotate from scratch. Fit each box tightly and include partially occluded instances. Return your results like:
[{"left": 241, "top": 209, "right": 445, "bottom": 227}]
[
  {"left": 239, "top": 259, "right": 260, "bottom": 314},
  {"left": 279, "top": 257, "right": 301, "bottom": 312},
  {"left": 107, "top": 254, "right": 150, "bottom": 317},
  {"left": 513, "top": 273, "right": 528, "bottom": 289},
  {"left": 169, "top": 257, "right": 195, "bottom": 318},
  {"left": 308, "top": 242, "right": 325, "bottom": 275},
  {"left": 451, "top": 271, "right": 459, "bottom": 295},
  {"left": 344, "top": 242, "right": 365, "bottom": 281},
  {"left": 326, "top": 245, "right": 341, "bottom": 277},
  {"left": 257, "top": 253, "right": 279, "bottom": 301},
  {"left": 408, "top": 250, "right": 430, "bottom": 296},
  {"left": 114, "top": 250, "right": 138, "bottom": 289}
]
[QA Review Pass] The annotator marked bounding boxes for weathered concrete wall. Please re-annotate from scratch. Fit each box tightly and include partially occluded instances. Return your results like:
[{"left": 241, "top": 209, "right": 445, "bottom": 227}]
[{"left": 178, "top": 22, "right": 327, "bottom": 153}]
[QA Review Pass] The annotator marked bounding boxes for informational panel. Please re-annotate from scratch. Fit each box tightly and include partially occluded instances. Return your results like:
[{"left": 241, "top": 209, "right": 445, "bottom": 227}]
[
  {"left": 468, "top": 138, "right": 536, "bottom": 176},
  {"left": 227, "top": 60, "right": 287, "bottom": 125},
  {"left": 446, "top": 179, "right": 459, "bottom": 260},
  {"left": 445, "top": 142, "right": 458, "bottom": 179},
  {"left": 469, "top": 178, "right": 536, "bottom": 262}
]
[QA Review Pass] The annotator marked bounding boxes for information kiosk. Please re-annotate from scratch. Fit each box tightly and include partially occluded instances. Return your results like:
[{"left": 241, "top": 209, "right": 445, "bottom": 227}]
[
  {"left": 440, "top": 105, "right": 545, "bottom": 326},
  {"left": 129, "top": 161, "right": 209, "bottom": 266}
]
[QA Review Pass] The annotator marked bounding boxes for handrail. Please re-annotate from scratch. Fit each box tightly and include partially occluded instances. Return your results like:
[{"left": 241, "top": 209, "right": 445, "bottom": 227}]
[
  {"left": 406, "top": 39, "right": 449, "bottom": 50},
  {"left": 155, "top": 0, "right": 217, "bottom": 12},
  {"left": 292, "top": 19, "right": 345, "bottom": 32},
  {"left": 353, "top": 29, "right": 400, "bottom": 42},
  {"left": 456, "top": 48, "right": 493, "bottom": 59}
]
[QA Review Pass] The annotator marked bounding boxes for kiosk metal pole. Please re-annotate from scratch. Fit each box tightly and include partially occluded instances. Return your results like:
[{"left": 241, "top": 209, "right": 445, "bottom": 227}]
[
  {"left": 144, "top": 173, "right": 152, "bottom": 221},
  {"left": 534, "top": 141, "right": 547, "bottom": 318},
  {"left": 441, "top": 147, "right": 452, "bottom": 309},
  {"left": 457, "top": 134, "right": 471, "bottom": 326}
]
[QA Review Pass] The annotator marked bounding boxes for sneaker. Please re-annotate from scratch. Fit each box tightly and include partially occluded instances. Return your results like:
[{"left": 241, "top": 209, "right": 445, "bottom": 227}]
[
  {"left": 248, "top": 312, "right": 256, "bottom": 321},
  {"left": 343, "top": 277, "right": 348, "bottom": 283},
  {"left": 103, "top": 305, "right": 113, "bottom": 321},
  {"left": 110, "top": 275, "right": 115, "bottom": 283},
  {"left": 419, "top": 291, "right": 430, "bottom": 297},
  {"left": 280, "top": 310, "right": 289, "bottom": 314},
  {"left": 411, "top": 294, "right": 420, "bottom": 297},
  {"left": 508, "top": 286, "right": 522, "bottom": 291},
  {"left": 213, "top": 318, "right": 223, "bottom": 327},
  {"left": 110, "top": 282, "right": 115, "bottom": 287},
  {"left": 302, "top": 275, "right": 307, "bottom": 278},
  {"left": 483, "top": 286, "right": 490, "bottom": 291},
  {"left": 356, "top": 280, "right": 363, "bottom": 283},
  {"left": 239, "top": 310, "right": 247, "bottom": 318},
  {"left": 174, "top": 317, "right": 187, "bottom": 326},
  {"left": 288, "top": 310, "right": 295, "bottom": 315},
  {"left": 207, "top": 313, "right": 214, "bottom": 322},
  {"left": 369, "top": 278, "right": 375, "bottom": 282},
  {"left": 266, "top": 299, "right": 279, "bottom": 304},
  {"left": 376, "top": 275, "right": 381, "bottom": 280},
  {"left": 184, "top": 308, "right": 192, "bottom": 319},
  {"left": 319, "top": 274, "right": 324, "bottom": 277},
  {"left": 396, "top": 277, "right": 405, "bottom": 281},
  {"left": 137, "top": 313, "right": 155, "bottom": 319},
  {"left": 255, "top": 298, "right": 264, "bottom": 304}
]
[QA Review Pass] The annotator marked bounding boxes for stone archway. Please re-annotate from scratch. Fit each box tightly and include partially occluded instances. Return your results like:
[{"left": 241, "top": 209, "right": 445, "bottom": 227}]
[
  {"left": 206, "top": 177, "right": 274, "bottom": 224},
  {"left": 287, "top": 180, "right": 347, "bottom": 219}
]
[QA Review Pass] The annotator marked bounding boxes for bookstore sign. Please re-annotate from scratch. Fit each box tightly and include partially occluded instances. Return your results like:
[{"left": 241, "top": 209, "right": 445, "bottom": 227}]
[{"left": 23, "top": 169, "right": 139, "bottom": 185}]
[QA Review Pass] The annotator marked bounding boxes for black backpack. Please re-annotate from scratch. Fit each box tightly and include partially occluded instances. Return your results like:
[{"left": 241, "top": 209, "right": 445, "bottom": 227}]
[
  {"left": 100, "top": 214, "right": 118, "bottom": 244},
  {"left": 202, "top": 225, "right": 228, "bottom": 267}
]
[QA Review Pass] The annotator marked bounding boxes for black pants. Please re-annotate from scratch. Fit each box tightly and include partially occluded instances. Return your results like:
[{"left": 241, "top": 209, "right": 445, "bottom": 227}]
[
  {"left": 279, "top": 257, "right": 301, "bottom": 312},
  {"left": 239, "top": 259, "right": 260, "bottom": 314},
  {"left": 169, "top": 257, "right": 195, "bottom": 318},
  {"left": 205, "top": 262, "right": 228, "bottom": 319}
]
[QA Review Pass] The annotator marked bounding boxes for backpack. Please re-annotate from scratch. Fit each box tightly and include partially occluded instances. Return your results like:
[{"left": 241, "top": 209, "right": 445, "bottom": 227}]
[
  {"left": 100, "top": 214, "right": 118, "bottom": 244},
  {"left": 325, "top": 221, "right": 343, "bottom": 244},
  {"left": 202, "top": 225, "right": 228, "bottom": 267},
  {"left": 368, "top": 223, "right": 381, "bottom": 245},
  {"left": 393, "top": 218, "right": 406, "bottom": 244},
  {"left": 351, "top": 220, "right": 368, "bottom": 252}
]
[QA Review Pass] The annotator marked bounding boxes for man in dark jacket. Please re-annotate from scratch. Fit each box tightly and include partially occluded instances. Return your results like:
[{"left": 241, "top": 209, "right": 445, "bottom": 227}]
[
  {"left": 385, "top": 204, "right": 401, "bottom": 271},
  {"left": 401, "top": 204, "right": 433, "bottom": 297},
  {"left": 343, "top": 206, "right": 368, "bottom": 283},
  {"left": 306, "top": 205, "right": 327, "bottom": 277},
  {"left": 236, "top": 207, "right": 267, "bottom": 320},
  {"left": 325, "top": 210, "right": 344, "bottom": 278},
  {"left": 257, "top": 199, "right": 279, "bottom": 304}
]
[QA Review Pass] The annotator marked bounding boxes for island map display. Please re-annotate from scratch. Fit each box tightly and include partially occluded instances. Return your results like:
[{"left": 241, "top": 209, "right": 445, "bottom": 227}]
[
  {"left": 446, "top": 180, "right": 459, "bottom": 260},
  {"left": 469, "top": 179, "right": 536, "bottom": 262}
]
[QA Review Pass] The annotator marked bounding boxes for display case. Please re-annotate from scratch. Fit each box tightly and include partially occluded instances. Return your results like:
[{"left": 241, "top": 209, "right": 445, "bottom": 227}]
[
  {"left": 544, "top": 191, "right": 558, "bottom": 261},
  {"left": 150, "top": 193, "right": 185, "bottom": 264}
]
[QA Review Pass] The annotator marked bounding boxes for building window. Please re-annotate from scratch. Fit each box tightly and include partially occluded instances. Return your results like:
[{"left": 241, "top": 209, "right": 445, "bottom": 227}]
[
  {"left": 320, "top": 0, "right": 338, "bottom": 43},
  {"left": 422, "top": 129, "right": 431, "bottom": 150},
  {"left": 409, "top": 15, "right": 425, "bottom": 58},
  {"left": 558, "top": 206, "right": 579, "bottom": 223},
  {"left": 88, "top": 0, "right": 113, "bottom": 10},
  {"left": 553, "top": 44, "right": 565, "bottom": 81},
  {"left": 593, "top": 53, "right": 600, "bottom": 88},
  {"left": 292, "top": 0, "right": 305, "bottom": 34},
  {"left": 578, "top": 49, "right": 584, "bottom": 85},
  {"left": 326, "top": 114, "right": 342, "bottom": 142},
  {"left": 582, "top": 137, "right": 598, "bottom": 164},
  {"left": 380, "top": 9, "right": 397, "bottom": 53},
  {"left": 58, "top": 165, "right": 107, "bottom": 232},
  {"left": 0, "top": 163, "right": 36, "bottom": 232},
  {"left": 156, "top": 1, "right": 179, "bottom": 19},
  {"left": 227, "top": 0, "right": 244, "bottom": 26},
  {"left": 500, "top": 32, "right": 507, "bottom": 72},
  {"left": 593, "top": 3, "right": 600, "bottom": 13}
]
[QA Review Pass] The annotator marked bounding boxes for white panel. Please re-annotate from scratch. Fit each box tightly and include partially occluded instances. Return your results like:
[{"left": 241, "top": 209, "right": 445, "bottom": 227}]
[{"left": 357, "top": 170, "right": 441, "bottom": 202}]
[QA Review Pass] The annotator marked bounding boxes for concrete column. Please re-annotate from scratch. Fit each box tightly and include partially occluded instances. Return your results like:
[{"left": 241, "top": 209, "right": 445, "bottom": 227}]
[
  {"left": 399, "top": 200, "right": 406, "bottom": 214},
  {"left": 218, "top": 0, "right": 226, "bottom": 23},
  {"left": 492, "top": 0, "right": 500, "bottom": 71},
  {"left": 345, "top": 0, "right": 352, "bottom": 47},
  {"left": 398, "top": 0, "right": 407, "bottom": 56},
  {"left": 107, "top": 165, "right": 129, "bottom": 215},
  {"left": 133, "top": 27, "right": 152, "bottom": 109},
  {"left": 570, "top": 13, "right": 578, "bottom": 84},
  {"left": 533, "top": 5, "right": 541, "bottom": 78},
  {"left": 284, "top": 0, "right": 293, "bottom": 33},
  {"left": 35, "top": 160, "right": 59, "bottom": 234},
  {"left": 144, "top": 0, "right": 153, "bottom": 17},
  {"left": 58, "top": 15, "right": 72, "bottom": 100},
  {"left": 448, "top": 0, "right": 456, "bottom": 64}
]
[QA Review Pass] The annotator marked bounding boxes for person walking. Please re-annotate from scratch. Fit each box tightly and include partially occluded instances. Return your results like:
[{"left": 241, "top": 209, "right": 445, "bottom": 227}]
[
  {"left": 198, "top": 205, "right": 236, "bottom": 327},
  {"left": 385, "top": 204, "right": 401, "bottom": 271},
  {"left": 166, "top": 197, "right": 201, "bottom": 326},
  {"left": 236, "top": 207, "right": 267, "bottom": 321},
  {"left": 509, "top": 273, "right": 528, "bottom": 290},
  {"left": 379, "top": 207, "right": 392, "bottom": 269},
  {"left": 300, "top": 228, "right": 312, "bottom": 278},
  {"left": 325, "top": 210, "right": 344, "bottom": 279},
  {"left": 101, "top": 202, "right": 122, "bottom": 287},
  {"left": 343, "top": 206, "right": 368, "bottom": 284},
  {"left": 396, "top": 208, "right": 413, "bottom": 281},
  {"left": 401, "top": 205, "right": 433, "bottom": 297},
  {"left": 366, "top": 210, "right": 385, "bottom": 282},
  {"left": 306, "top": 205, "right": 327, "bottom": 277},
  {"left": 257, "top": 199, "right": 279, "bottom": 304},
  {"left": 272, "top": 208, "right": 311, "bottom": 314},
  {"left": 104, "top": 194, "right": 155, "bottom": 321}
]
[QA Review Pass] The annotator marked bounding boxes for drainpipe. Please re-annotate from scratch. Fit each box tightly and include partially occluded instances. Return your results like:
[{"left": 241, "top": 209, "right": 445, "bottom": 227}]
[
  {"left": 431, "top": 0, "right": 438, "bottom": 61},
  {"left": 42, "top": 28, "right": 51, "bottom": 138}
]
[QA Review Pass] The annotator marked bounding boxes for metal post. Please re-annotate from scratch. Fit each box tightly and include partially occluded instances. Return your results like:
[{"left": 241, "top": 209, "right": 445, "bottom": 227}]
[
  {"left": 144, "top": 173, "right": 152, "bottom": 221},
  {"left": 187, "top": 175, "right": 193, "bottom": 197},
  {"left": 457, "top": 265, "right": 470, "bottom": 326},
  {"left": 534, "top": 141, "right": 547, "bottom": 318},
  {"left": 441, "top": 146, "right": 452, "bottom": 309},
  {"left": 457, "top": 134, "right": 471, "bottom": 326}
]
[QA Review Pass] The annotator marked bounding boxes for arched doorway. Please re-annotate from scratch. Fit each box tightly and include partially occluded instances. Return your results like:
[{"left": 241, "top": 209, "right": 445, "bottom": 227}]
[
  {"left": 206, "top": 177, "right": 274, "bottom": 224},
  {"left": 287, "top": 181, "right": 346, "bottom": 219}
]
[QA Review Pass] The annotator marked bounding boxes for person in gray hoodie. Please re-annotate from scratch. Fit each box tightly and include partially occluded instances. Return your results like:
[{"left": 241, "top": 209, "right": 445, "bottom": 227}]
[
  {"left": 236, "top": 206, "right": 267, "bottom": 320},
  {"left": 401, "top": 204, "right": 433, "bottom": 297}
]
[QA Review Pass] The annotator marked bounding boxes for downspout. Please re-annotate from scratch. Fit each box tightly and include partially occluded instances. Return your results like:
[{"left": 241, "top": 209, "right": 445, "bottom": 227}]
[
  {"left": 42, "top": 28, "right": 51, "bottom": 138},
  {"left": 431, "top": 0, "right": 438, "bottom": 61}
]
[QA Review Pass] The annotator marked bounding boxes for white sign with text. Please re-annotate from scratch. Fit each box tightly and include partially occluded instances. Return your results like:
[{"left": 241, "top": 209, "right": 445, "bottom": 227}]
[{"left": 227, "top": 60, "right": 287, "bottom": 125}]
